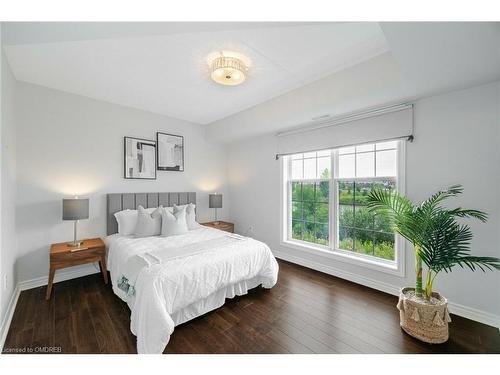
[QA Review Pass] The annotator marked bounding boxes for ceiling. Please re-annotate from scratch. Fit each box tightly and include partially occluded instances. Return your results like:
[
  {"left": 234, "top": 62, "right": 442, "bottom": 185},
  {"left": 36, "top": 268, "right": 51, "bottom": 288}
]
[
  {"left": 2, "top": 22, "right": 499, "bottom": 138},
  {"left": 205, "top": 22, "right": 500, "bottom": 142},
  {"left": 3, "top": 22, "right": 389, "bottom": 124},
  {"left": 2, "top": 22, "right": 319, "bottom": 45}
]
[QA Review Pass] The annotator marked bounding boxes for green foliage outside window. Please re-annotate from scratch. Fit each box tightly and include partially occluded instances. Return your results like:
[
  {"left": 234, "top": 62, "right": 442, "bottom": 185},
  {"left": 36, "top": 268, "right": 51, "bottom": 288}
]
[
  {"left": 288, "top": 145, "right": 399, "bottom": 262},
  {"left": 291, "top": 173, "right": 397, "bottom": 259},
  {"left": 291, "top": 179, "right": 329, "bottom": 246},
  {"left": 338, "top": 180, "right": 395, "bottom": 260}
]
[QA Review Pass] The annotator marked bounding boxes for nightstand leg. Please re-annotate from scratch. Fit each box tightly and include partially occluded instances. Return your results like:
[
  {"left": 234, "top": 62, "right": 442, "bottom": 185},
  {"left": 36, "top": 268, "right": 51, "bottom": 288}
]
[
  {"left": 46, "top": 266, "right": 56, "bottom": 300},
  {"left": 99, "top": 256, "right": 109, "bottom": 284}
]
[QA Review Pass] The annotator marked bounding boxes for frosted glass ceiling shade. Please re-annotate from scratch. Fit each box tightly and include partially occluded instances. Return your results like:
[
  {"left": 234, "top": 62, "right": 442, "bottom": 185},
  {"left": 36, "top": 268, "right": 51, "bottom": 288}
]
[
  {"left": 62, "top": 198, "right": 89, "bottom": 220},
  {"left": 210, "top": 56, "right": 246, "bottom": 86},
  {"left": 207, "top": 51, "right": 250, "bottom": 86}
]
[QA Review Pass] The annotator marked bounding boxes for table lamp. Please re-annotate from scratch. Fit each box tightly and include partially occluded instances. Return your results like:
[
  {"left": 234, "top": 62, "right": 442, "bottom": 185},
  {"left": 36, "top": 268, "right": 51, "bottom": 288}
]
[
  {"left": 63, "top": 197, "right": 89, "bottom": 247},
  {"left": 209, "top": 193, "right": 222, "bottom": 224}
]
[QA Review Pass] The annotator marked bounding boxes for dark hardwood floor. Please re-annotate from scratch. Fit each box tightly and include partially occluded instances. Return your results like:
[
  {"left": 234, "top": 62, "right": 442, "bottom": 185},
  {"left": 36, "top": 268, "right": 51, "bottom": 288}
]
[{"left": 3, "top": 259, "right": 500, "bottom": 354}]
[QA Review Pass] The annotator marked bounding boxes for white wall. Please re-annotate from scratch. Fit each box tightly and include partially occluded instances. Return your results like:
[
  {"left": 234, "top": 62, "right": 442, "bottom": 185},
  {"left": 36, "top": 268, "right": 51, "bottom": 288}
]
[
  {"left": 227, "top": 81, "right": 500, "bottom": 322},
  {"left": 1, "top": 22, "right": 3, "bottom": 330},
  {"left": 2, "top": 43, "right": 499, "bottom": 330},
  {"left": 1, "top": 27, "right": 18, "bottom": 328},
  {"left": 207, "top": 52, "right": 404, "bottom": 143},
  {"left": 15, "top": 82, "right": 230, "bottom": 283}
]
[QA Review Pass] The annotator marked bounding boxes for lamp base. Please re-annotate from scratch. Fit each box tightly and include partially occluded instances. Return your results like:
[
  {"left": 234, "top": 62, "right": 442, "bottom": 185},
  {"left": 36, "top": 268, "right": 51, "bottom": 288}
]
[
  {"left": 67, "top": 241, "right": 83, "bottom": 248},
  {"left": 67, "top": 220, "right": 82, "bottom": 248}
]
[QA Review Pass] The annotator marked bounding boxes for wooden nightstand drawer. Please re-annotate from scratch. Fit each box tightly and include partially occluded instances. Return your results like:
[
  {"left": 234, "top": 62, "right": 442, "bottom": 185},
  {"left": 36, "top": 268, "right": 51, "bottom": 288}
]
[
  {"left": 201, "top": 221, "right": 234, "bottom": 233},
  {"left": 51, "top": 247, "right": 104, "bottom": 266},
  {"left": 46, "top": 237, "right": 107, "bottom": 300}
]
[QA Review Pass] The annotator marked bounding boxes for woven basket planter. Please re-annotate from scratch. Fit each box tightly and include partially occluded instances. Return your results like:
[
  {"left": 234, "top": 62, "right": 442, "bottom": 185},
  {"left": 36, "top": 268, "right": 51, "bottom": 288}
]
[{"left": 397, "top": 287, "right": 451, "bottom": 344}]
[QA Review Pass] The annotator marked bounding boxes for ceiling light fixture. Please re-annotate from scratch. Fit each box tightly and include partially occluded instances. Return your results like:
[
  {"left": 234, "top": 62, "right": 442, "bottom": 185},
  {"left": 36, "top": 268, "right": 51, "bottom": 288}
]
[{"left": 206, "top": 51, "right": 250, "bottom": 86}]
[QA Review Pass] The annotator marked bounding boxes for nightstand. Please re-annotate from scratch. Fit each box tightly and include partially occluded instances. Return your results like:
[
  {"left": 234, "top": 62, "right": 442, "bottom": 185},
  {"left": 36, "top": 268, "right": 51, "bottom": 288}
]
[
  {"left": 201, "top": 221, "right": 234, "bottom": 233},
  {"left": 46, "top": 237, "right": 108, "bottom": 300}
]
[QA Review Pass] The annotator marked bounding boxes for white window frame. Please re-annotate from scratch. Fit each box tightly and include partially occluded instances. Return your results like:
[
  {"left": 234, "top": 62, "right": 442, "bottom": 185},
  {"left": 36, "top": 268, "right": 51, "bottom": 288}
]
[{"left": 280, "top": 140, "right": 406, "bottom": 277}]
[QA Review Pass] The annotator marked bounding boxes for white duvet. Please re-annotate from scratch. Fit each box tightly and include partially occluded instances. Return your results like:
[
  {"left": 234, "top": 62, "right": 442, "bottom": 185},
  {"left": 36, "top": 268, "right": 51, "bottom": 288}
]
[{"left": 106, "top": 227, "right": 279, "bottom": 354}]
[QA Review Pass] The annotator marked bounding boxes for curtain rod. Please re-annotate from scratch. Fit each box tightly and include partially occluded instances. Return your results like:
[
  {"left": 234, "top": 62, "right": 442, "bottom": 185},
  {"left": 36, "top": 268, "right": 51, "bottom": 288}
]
[{"left": 274, "top": 102, "right": 414, "bottom": 160}]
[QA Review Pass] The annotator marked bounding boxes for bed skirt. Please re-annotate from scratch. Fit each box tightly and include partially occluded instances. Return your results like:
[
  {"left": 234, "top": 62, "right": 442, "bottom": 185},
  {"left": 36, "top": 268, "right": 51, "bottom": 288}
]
[{"left": 171, "top": 275, "right": 267, "bottom": 327}]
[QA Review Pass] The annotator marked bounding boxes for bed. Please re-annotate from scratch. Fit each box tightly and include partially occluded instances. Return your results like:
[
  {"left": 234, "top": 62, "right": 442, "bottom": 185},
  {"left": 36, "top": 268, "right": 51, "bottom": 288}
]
[{"left": 105, "top": 192, "right": 279, "bottom": 354}]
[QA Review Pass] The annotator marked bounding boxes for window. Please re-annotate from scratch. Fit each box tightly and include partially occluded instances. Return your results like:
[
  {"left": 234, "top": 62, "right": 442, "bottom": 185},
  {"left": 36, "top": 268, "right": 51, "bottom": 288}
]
[
  {"left": 336, "top": 141, "right": 398, "bottom": 261},
  {"left": 283, "top": 140, "right": 404, "bottom": 273},
  {"left": 289, "top": 151, "right": 331, "bottom": 246}
]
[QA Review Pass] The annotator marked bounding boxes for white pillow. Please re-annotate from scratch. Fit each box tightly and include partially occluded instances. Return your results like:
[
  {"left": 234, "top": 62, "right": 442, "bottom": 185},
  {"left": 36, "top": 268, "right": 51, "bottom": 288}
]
[
  {"left": 114, "top": 207, "right": 162, "bottom": 236},
  {"left": 174, "top": 203, "right": 199, "bottom": 230},
  {"left": 161, "top": 206, "right": 188, "bottom": 236},
  {"left": 134, "top": 205, "right": 162, "bottom": 237},
  {"left": 114, "top": 209, "right": 138, "bottom": 236}
]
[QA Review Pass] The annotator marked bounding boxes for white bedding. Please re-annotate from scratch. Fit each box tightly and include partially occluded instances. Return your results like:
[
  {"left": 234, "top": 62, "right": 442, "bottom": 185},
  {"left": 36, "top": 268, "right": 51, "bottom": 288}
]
[{"left": 106, "top": 227, "right": 279, "bottom": 354}]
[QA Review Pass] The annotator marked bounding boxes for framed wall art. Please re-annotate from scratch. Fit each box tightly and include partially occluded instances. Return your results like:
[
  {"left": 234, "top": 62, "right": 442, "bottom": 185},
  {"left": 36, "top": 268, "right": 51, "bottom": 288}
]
[
  {"left": 156, "top": 132, "right": 184, "bottom": 172},
  {"left": 124, "top": 136, "right": 157, "bottom": 179}
]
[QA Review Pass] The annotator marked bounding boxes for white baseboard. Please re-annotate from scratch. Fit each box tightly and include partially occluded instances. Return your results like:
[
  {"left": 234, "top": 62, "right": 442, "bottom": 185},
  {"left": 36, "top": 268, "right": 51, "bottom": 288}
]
[
  {"left": 0, "top": 265, "right": 99, "bottom": 352},
  {"left": 2, "top": 252, "right": 499, "bottom": 352},
  {"left": 273, "top": 249, "right": 500, "bottom": 329},
  {"left": 0, "top": 284, "right": 21, "bottom": 352},
  {"left": 273, "top": 249, "right": 400, "bottom": 296},
  {"left": 17, "top": 264, "right": 99, "bottom": 291},
  {"left": 447, "top": 301, "right": 500, "bottom": 329}
]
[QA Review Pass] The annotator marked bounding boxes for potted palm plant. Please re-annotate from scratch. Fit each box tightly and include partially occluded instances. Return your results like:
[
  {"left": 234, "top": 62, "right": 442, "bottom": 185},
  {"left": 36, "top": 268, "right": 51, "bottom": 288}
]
[{"left": 366, "top": 185, "right": 500, "bottom": 343}]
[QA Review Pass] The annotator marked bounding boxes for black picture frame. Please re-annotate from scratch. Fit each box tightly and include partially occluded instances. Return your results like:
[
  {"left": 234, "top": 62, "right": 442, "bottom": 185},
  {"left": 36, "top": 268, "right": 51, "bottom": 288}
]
[
  {"left": 123, "top": 136, "right": 157, "bottom": 180},
  {"left": 156, "top": 132, "right": 184, "bottom": 172}
]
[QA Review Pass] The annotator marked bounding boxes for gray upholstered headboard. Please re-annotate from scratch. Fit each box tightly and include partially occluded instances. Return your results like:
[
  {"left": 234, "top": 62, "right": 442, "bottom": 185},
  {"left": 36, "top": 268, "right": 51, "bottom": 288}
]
[{"left": 106, "top": 192, "right": 196, "bottom": 235}]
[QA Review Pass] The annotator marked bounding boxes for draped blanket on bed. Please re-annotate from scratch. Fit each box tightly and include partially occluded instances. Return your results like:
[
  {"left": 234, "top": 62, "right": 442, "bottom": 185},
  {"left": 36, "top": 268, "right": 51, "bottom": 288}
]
[{"left": 106, "top": 227, "right": 279, "bottom": 354}]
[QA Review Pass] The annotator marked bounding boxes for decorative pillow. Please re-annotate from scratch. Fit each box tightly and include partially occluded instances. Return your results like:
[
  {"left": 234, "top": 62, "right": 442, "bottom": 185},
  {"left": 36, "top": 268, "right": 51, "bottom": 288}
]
[
  {"left": 134, "top": 205, "right": 163, "bottom": 237},
  {"left": 114, "top": 207, "right": 161, "bottom": 236},
  {"left": 174, "top": 203, "right": 199, "bottom": 230},
  {"left": 114, "top": 209, "right": 139, "bottom": 236},
  {"left": 161, "top": 206, "right": 188, "bottom": 236}
]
